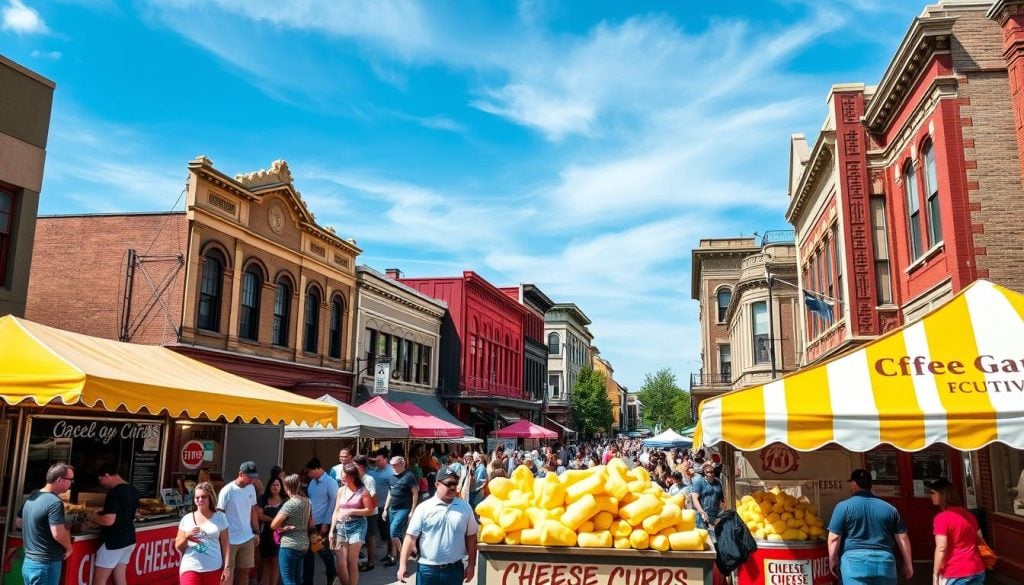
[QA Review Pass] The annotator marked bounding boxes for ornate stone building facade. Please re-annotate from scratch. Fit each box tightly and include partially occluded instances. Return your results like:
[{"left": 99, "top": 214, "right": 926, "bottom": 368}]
[{"left": 27, "top": 156, "right": 361, "bottom": 402}]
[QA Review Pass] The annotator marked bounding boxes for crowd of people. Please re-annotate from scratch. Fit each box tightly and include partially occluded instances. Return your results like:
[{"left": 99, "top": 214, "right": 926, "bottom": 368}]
[{"left": 16, "top": 438, "right": 991, "bottom": 585}]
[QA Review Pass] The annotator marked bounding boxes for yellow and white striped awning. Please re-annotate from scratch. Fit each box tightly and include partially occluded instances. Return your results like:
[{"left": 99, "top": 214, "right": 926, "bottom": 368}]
[{"left": 696, "top": 280, "right": 1024, "bottom": 452}]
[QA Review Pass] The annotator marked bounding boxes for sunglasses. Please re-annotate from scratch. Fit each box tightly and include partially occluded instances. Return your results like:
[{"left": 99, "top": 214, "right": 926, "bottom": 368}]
[
  {"left": 62, "top": 476, "right": 75, "bottom": 483},
  {"left": 439, "top": 481, "right": 459, "bottom": 489}
]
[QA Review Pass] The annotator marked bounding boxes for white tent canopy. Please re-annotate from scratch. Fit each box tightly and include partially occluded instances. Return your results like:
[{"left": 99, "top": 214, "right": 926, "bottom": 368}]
[
  {"left": 284, "top": 394, "right": 409, "bottom": 439},
  {"left": 643, "top": 428, "right": 693, "bottom": 449}
]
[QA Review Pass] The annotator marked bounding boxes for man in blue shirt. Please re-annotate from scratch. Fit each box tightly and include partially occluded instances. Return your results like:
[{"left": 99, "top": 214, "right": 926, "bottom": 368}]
[
  {"left": 365, "top": 450, "right": 393, "bottom": 564},
  {"left": 828, "top": 469, "right": 913, "bottom": 584},
  {"left": 690, "top": 462, "right": 724, "bottom": 528},
  {"left": 302, "top": 458, "right": 337, "bottom": 585}
]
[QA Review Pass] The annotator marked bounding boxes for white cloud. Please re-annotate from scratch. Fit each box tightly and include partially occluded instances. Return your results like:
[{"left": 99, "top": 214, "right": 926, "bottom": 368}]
[
  {"left": 30, "top": 49, "right": 61, "bottom": 59},
  {"left": 2, "top": 0, "right": 48, "bottom": 34}
]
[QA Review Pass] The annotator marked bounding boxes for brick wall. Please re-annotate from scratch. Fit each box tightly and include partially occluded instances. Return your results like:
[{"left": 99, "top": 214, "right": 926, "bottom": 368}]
[{"left": 26, "top": 214, "right": 188, "bottom": 344}]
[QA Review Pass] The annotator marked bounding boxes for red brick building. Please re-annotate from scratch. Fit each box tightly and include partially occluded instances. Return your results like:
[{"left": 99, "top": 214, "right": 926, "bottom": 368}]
[
  {"left": 27, "top": 156, "right": 361, "bottom": 402},
  {"left": 397, "top": 270, "right": 539, "bottom": 435},
  {"left": 786, "top": 3, "right": 1024, "bottom": 576}
]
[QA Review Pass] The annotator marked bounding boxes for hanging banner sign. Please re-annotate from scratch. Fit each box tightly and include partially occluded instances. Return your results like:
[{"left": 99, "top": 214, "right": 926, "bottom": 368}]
[{"left": 374, "top": 363, "right": 390, "bottom": 395}]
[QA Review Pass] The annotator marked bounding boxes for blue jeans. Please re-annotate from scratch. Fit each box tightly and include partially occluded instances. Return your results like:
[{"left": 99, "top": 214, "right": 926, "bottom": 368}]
[
  {"left": 946, "top": 572, "right": 986, "bottom": 585},
  {"left": 418, "top": 561, "right": 464, "bottom": 585},
  {"left": 840, "top": 549, "right": 897, "bottom": 585},
  {"left": 22, "top": 558, "right": 63, "bottom": 585},
  {"left": 278, "top": 546, "right": 305, "bottom": 585}
]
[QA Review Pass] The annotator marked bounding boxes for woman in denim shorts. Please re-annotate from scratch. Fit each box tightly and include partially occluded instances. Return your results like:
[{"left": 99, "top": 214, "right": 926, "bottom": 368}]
[{"left": 330, "top": 464, "right": 375, "bottom": 585}]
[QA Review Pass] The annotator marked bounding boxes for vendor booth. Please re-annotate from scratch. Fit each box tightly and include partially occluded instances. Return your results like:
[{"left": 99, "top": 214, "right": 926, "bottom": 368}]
[
  {"left": 644, "top": 429, "right": 694, "bottom": 449},
  {"left": 0, "top": 316, "right": 336, "bottom": 585},
  {"left": 282, "top": 394, "right": 409, "bottom": 470},
  {"left": 494, "top": 420, "right": 558, "bottom": 440},
  {"left": 695, "top": 280, "right": 1024, "bottom": 582},
  {"left": 357, "top": 396, "right": 463, "bottom": 439}
]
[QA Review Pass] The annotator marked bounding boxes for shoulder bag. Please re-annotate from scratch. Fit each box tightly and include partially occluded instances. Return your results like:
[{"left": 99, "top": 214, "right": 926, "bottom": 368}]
[
  {"left": 977, "top": 536, "right": 997, "bottom": 570},
  {"left": 307, "top": 500, "right": 324, "bottom": 553}
]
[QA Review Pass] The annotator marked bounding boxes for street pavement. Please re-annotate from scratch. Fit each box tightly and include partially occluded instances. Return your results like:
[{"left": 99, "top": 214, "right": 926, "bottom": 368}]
[{"left": 309, "top": 540, "right": 419, "bottom": 585}]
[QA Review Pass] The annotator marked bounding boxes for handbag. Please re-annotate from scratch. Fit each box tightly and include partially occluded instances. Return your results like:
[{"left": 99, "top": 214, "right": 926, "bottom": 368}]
[
  {"left": 273, "top": 529, "right": 282, "bottom": 545},
  {"left": 309, "top": 532, "right": 324, "bottom": 553},
  {"left": 978, "top": 537, "right": 998, "bottom": 570}
]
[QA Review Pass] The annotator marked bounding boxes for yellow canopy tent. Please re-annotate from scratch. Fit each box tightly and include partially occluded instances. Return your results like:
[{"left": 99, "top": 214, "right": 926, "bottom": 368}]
[
  {"left": 0, "top": 315, "right": 336, "bottom": 426},
  {"left": 696, "top": 280, "right": 1024, "bottom": 452}
]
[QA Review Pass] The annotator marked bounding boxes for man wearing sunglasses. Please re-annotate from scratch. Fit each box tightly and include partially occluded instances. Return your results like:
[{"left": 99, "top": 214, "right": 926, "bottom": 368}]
[
  {"left": 21, "top": 463, "right": 75, "bottom": 585},
  {"left": 397, "top": 468, "right": 478, "bottom": 585}
]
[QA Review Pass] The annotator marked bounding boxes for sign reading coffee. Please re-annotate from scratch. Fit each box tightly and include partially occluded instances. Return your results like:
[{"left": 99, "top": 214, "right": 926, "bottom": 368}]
[{"left": 873, "top": 354, "right": 1024, "bottom": 393}]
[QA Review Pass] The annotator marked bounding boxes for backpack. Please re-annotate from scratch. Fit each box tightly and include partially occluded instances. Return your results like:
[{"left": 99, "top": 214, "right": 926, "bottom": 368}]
[{"left": 713, "top": 510, "right": 758, "bottom": 573}]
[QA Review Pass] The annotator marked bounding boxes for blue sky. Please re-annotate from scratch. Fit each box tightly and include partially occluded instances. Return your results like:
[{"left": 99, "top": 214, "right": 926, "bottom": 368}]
[{"left": 3, "top": 0, "right": 924, "bottom": 391}]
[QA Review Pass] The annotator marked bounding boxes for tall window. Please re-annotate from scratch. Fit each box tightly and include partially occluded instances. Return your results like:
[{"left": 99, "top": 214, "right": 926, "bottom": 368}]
[
  {"left": 752, "top": 301, "right": 770, "bottom": 364},
  {"left": 272, "top": 278, "right": 291, "bottom": 346},
  {"left": 412, "top": 342, "right": 422, "bottom": 383},
  {"left": 871, "top": 197, "right": 893, "bottom": 305},
  {"left": 905, "top": 161, "right": 923, "bottom": 260},
  {"left": 923, "top": 141, "right": 943, "bottom": 247},
  {"left": 719, "top": 344, "right": 732, "bottom": 381},
  {"left": 549, "top": 374, "right": 561, "bottom": 400},
  {"left": 328, "top": 297, "right": 344, "bottom": 358},
  {"left": 808, "top": 256, "right": 818, "bottom": 337},
  {"left": 363, "top": 328, "right": 377, "bottom": 372},
  {"left": 402, "top": 339, "right": 413, "bottom": 380},
  {"left": 197, "top": 249, "right": 225, "bottom": 332},
  {"left": 420, "top": 346, "right": 432, "bottom": 385},
  {"left": 824, "top": 243, "right": 833, "bottom": 302},
  {"left": 238, "top": 265, "right": 262, "bottom": 341},
  {"left": 303, "top": 287, "right": 321, "bottom": 353},
  {"left": 833, "top": 225, "right": 843, "bottom": 306},
  {"left": 716, "top": 288, "right": 732, "bottom": 322},
  {"left": 0, "top": 189, "right": 13, "bottom": 287},
  {"left": 548, "top": 332, "right": 560, "bottom": 355},
  {"left": 378, "top": 332, "right": 391, "bottom": 361}
]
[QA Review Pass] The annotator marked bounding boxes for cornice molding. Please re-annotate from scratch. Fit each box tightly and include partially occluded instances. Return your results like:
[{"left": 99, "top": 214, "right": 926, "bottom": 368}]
[
  {"left": 863, "top": 13, "right": 960, "bottom": 132},
  {"left": 988, "top": 0, "right": 1024, "bottom": 24},
  {"left": 865, "top": 75, "right": 960, "bottom": 165},
  {"left": 786, "top": 132, "right": 835, "bottom": 224}
]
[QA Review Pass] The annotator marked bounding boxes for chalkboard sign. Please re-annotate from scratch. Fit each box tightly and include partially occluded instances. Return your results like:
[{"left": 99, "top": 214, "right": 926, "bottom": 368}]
[{"left": 129, "top": 450, "right": 160, "bottom": 496}]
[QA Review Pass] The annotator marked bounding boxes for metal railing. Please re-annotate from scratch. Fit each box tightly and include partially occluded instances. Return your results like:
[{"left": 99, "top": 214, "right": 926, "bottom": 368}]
[
  {"left": 760, "top": 230, "right": 795, "bottom": 247},
  {"left": 690, "top": 372, "right": 732, "bottom": 389},
  {"left": 436, "top": 377, "right": 532, "bottom": 401}
]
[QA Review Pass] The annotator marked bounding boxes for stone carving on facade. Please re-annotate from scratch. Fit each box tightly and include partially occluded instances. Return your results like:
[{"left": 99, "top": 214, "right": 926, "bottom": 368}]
[{"left": 235, "top": 159, "right": 293, "bottom": 188}]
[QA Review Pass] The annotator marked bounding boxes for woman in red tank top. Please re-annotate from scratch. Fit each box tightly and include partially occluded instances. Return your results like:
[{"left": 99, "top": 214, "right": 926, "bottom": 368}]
[{"left": 927, "top": 478, "right": 985, "bottom": 585}]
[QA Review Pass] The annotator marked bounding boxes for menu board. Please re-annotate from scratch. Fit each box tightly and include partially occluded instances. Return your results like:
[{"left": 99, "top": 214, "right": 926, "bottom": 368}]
[
  {"left": 25, "top": 417, "right": 165, "bottom": 499},
  {"left": 129, "top": 450, "right": 160, "bottom": 496}
]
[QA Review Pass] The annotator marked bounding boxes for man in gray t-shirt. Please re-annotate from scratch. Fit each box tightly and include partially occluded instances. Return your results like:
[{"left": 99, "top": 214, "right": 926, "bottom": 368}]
[{"left": 21, "top": 463, "right": 75, "bottom": 584}]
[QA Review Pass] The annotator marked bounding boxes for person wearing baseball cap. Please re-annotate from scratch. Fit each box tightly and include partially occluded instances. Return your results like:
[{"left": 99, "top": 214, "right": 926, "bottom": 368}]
[
  {"left": 827, "top": 469, "right": 913, "bottom": 584},
  {"left": 397, "top": 467, "right": 478, "bottom": 584},
  {"left": 217, "top": 461, "right": 260, "bottom": 585}
]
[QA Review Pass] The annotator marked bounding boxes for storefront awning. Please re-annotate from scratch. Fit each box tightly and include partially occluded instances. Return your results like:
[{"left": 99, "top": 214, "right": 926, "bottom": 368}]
[
  {"left": 544, "top": 417, "right": 577, "bottom": 437},
  {"left": 496, "top": 410, "right": 522, "bottom": 424},
  {"left": 0, "top": 316, "right": 337, "bottom": 426},
  {"left": 357, "top": 396, "right": 464, "bottom": 438},
  {"left": 696, "top": 280, "right": 1024, "bottom": 452},
  {"left": 284, "top": 395, "right": 409, "bottom": 439},
  {"left": 386, "top": 389, "right": 474, "bottom": 437}
]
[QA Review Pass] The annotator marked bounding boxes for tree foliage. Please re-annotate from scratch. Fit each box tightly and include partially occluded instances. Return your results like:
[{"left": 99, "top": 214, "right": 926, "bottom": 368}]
[
  {"left": 637, "top": 368, "right": 692, "bottom": 432},
  {"left": 571, "top": 367, "right": 614, "bottom": 438}
]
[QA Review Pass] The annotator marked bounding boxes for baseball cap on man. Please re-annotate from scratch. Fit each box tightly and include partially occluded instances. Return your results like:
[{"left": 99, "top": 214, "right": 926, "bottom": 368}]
[
  {"left": 239, "top": 461, "right": 259, "bottom": 479},
  {"left": 436, "top": 468, "right": 459, "bottom": 483}
]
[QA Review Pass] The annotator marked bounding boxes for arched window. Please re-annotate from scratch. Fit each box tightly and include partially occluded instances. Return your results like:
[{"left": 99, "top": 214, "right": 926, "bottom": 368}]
[
  {"left": 905, "top": 160, "right": 923, "bottom": 259},
  {"left": 272, "top": 277, "right": 292, "bottom": 347},
  {"left": 922, "top": 141, "right": 942, "bottom": 247},
  {"left": 303, "top": 286, "right": 321, "bottom": 353},
  {"left": 716, "top": 288, "right": 731, "bottom": 323},
  {"left": 197, "top": 249, "right": 225, "bottom": 332},
  {"left": 238, "top": 264, "right": 263, "bottom": 341},
  {"left": 548, "top": 332, "right": 560, "bottom": 355},
  {"left": 329, "top": 295, "right": 344, "bottom": 359}
]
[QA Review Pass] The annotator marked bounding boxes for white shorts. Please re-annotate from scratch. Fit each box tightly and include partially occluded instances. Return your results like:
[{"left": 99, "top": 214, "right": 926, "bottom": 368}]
[{"left": 95, "top": 543, "right": 136, "bottom": 569}]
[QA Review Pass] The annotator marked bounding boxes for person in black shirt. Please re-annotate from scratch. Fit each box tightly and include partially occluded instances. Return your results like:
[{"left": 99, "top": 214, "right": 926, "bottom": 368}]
[{"left": 87, "top": 464, "right": 140, "bottom": 585}]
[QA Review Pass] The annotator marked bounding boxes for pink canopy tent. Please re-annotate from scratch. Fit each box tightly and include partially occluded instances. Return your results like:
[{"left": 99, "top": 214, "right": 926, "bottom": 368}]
[
  {"left": 493, "top": 419, "right": 558, "bottom": 439},
  {"left": 357, "top": 396, "right": 463, "bottom": 439}
]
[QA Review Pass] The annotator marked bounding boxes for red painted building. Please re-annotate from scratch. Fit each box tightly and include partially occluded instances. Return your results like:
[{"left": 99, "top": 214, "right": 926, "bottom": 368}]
[
  {"left": 397, "top": 270, "right": 541, "bottom": 435},
  {"left": 788, "top": 4, "right": 1024, "bottom": 577}
]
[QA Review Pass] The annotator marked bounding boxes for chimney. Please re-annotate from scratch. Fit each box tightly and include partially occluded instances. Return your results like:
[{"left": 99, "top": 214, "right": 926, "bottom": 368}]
[{"left": 385, "top": 268, "right": 403, "bottom": 280}]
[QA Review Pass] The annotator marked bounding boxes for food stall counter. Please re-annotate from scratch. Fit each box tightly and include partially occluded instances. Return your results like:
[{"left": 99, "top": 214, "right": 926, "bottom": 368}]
[{"left": 478, "top": 543, "right": 717, "bottom": 585}]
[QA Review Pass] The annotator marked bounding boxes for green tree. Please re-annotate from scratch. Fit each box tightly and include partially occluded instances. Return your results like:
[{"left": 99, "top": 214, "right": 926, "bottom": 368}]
[
  {"left": 571, "top": 367, "right": 614, "bottom": 438},
  {"left": 637, "top": 368, "right": 692, "bottom": 431}
]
